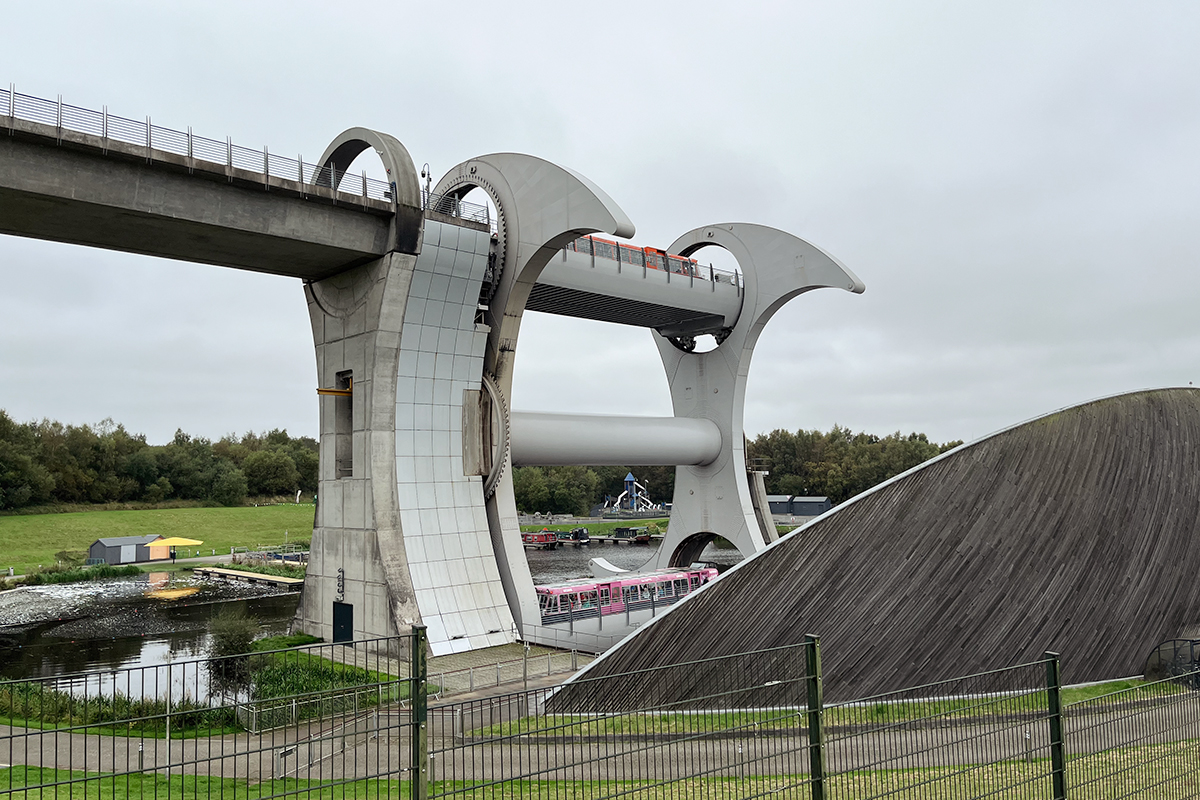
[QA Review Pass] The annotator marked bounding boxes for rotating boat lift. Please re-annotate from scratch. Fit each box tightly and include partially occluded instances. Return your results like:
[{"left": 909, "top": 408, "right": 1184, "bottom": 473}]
[{"left": 296, "top": 129, "right": 864, "bottom": 655}]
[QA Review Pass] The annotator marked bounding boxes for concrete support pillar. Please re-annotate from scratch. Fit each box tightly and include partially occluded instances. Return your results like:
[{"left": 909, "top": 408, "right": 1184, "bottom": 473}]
[
  {"left": 642, "top": 224, "right": 864, "bottom": 569},
  {"left": 297, "top": 253, "right": 418, "bottom": 642},
  {"left": 432, "top": 154, "right": 634, "bottom": 643},
  {"left": 296, "top": 129, "right": 521, "bottom": 655}
]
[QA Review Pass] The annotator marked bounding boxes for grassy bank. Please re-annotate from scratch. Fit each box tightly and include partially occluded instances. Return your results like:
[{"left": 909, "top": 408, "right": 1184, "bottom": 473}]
[
  {"left": 0, "top": 505, "right": 314, "bottom": 576},
  {"left": 7, "top": 564, "right": 142, "bottom": 587},
  {"left": 476, "top": 677, "right": 1183, "bottom": 738}
]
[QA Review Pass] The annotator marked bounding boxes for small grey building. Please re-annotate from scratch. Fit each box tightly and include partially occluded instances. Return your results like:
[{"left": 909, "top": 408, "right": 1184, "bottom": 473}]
[
  {"left": 88, "top": 535, "right": 167, "bottom": 565},
  {"left": 767, "top": 495, "right": 792, "bottom": 515},
  {"left": 790, "top": 496, "right": 831, "bottom": 516}
]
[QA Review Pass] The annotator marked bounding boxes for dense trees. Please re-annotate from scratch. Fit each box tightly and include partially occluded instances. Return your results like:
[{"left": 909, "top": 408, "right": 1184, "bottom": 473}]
[
  {"left": 0, "top": 410, "right": 318, "bottom": 511},
  {"left": 511, "top": 428, "right": 962, "bottom": 514},
  {"left": 746, "top": 426, "right": 963, "bottom": 504}
]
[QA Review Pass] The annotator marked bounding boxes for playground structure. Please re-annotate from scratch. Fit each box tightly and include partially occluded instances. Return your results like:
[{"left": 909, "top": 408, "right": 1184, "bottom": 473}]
[{"left": 602, "top": 472, "right": 662, "bottom": 514}]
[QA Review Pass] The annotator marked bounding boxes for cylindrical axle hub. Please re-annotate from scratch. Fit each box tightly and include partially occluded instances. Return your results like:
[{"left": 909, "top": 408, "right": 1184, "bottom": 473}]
[{"left": 510, "top": 411, "right": 722, "bottom": 467}]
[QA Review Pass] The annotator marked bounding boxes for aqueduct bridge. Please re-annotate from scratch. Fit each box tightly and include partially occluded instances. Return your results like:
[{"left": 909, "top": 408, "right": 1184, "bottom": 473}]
[{"left": 0, "top": 89, "right": 863, "bottom": 655}]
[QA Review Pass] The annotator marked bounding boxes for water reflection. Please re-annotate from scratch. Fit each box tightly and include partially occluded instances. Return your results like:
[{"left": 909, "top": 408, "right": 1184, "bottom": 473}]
[
  {"left": 0, "top": 571, "right": 299, "bottom": 688},
  {"left": 1, "top": 539, "right": 742, "bottom": 685}
]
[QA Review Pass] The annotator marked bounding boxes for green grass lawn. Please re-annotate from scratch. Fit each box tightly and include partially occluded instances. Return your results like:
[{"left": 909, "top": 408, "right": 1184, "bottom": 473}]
[
  {"left": 0, "top": 505, "right": 314, "bottom": 576},
  {"left": 475, "top": 677, "right": 1186, "bottom": 739}
]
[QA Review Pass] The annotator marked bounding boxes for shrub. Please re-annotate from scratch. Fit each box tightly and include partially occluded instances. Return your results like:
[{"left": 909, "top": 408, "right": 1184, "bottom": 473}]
[{"left": 208, "top": 606, "right": 259, "bottom": 689}]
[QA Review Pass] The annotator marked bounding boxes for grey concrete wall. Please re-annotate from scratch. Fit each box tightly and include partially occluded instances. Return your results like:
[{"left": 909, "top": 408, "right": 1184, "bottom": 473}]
[{"left": 296, "top": 253, "right": 417, "bottom": 643}]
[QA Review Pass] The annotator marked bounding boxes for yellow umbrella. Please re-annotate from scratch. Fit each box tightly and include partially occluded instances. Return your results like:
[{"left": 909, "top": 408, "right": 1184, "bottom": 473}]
[{"left": 155, "top": 537, "right": 204, "bottom": 546}]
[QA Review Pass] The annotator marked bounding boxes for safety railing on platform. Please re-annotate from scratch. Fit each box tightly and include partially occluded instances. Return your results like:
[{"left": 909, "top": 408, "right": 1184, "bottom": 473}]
[{"left": 422, "top": 189, "right": 492, "bottom": 228}]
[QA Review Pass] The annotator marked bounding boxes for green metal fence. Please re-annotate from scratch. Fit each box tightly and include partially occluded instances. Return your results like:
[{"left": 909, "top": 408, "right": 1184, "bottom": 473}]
[
  {"left": 3, "top": 629, "right": 1198, "bottom": 798},
  {"left": 429, "top": 641, "right": 812, "bottom": 799},
  {"left": 0, "top": 629, "right": 427, "bottom": 799},
  {"left": 1065, "top": 671, "right": 1200, "bottom": 796},
  {"left": 429, "top": 643, "right": 1200, "bottom": 799}
]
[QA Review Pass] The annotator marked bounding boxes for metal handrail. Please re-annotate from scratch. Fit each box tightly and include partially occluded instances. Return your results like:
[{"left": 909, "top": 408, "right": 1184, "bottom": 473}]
[
  {"left": 1, "top": 86, "right": 735, "bottom": 262},
  {"left": 567, "top": 235, "right": 742, "bottom": 286},
  {"left": 421, "top": 189, "right": 491, "bottom": 227},
  {"left": 1, "top": 84, "right": 394, "bottom": 202}
]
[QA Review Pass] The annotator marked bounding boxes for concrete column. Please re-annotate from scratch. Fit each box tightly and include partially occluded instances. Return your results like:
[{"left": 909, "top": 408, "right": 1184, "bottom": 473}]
[
  {"left": 296, "top": 253, "right": 419, "bottom": 642},
  {"left": 432, "top": 154, "right": 634, "bottom": 642},
  {"left": 641, "top": 224, "right": 864, "bottom": 569}
]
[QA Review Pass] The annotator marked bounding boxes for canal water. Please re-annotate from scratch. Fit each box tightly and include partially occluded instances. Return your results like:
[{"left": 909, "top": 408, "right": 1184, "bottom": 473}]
[
  {"left": 0, "top": 572, "right": 298, "bottom": 684},
  {"left": 0, "top": 540, "right": 741, "bottom": 684}
]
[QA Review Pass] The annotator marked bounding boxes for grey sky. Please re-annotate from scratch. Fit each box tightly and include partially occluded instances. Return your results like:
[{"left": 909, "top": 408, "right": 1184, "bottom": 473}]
[{"left": 2, "top": 2, "right": 1197, "bottom": 446}]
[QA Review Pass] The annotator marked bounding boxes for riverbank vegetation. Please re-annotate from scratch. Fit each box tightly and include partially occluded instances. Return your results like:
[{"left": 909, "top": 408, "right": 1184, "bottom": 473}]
[
  {"left": 0, "top": 631, "right": 399, "bottom": 739},
  {"left": 2, "top": 563, "right": 142, "bottom": 589},
  {"left": 0, "top": 411, "right": 317, "bottom": 511},
  {"left": 0, "top": 504, "right": 314, "bottom": 576}
]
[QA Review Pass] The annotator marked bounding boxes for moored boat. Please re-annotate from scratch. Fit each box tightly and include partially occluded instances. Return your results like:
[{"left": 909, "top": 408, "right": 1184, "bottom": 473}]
[{"left": 522, "top": 529, "right": 560, "bottom": 550}]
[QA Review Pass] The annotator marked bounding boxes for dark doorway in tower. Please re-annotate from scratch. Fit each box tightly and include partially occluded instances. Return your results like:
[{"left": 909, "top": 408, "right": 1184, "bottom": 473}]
[{"left": 333, "top": 601, "right": 354, "bottom": 643}]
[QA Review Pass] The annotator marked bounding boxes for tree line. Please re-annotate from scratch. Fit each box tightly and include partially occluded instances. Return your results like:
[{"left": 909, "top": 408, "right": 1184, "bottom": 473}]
[
  {"left": 746, "top": 425, "right": 962, "bottom": 504},
  {"left": 0, "top": 410, "right": 317, "bottom": 511},
  {"left": 0, "top": 408, "right": 961, "bottom": 515},
  {"left": 512, "top": 426, "right": 962, "bottom": 515}
]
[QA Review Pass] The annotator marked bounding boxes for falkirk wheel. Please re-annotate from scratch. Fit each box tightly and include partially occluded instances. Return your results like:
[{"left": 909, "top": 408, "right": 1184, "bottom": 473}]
[{"left": 294, "top": 128, "right": 865, "bottom": 655}]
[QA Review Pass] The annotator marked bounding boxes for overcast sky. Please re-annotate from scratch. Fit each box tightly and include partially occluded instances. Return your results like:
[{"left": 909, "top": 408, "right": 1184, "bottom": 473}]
[{"left": 2, "top": 2, "right": 1197, "bottom": 447}]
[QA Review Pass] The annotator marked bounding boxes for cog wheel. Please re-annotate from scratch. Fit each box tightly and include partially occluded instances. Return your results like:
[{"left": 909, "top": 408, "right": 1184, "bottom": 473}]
[
  {"left": 668, "top": 335, "right": 697, "bottom": 353},
  {"left": 481, "top": 372, "right": 511, "bottom": 499}
]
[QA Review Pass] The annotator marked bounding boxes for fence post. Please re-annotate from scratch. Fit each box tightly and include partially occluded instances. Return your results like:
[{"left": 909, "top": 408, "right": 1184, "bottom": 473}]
[
  {"left": 411, "top": 625, "right": 429, "bottom": 800},
  {"left": 1045, "top": 651, "right": 1066, "bottom": 799},
  {"left": 805, "top": 634, "right": 826, "bottom": 800}
]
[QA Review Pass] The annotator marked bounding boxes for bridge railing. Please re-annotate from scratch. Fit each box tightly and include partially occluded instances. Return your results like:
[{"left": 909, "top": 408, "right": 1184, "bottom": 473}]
[
  {"left": 2, "top": 84, "right": 399, "bottom": 203},
  {"left": 567, "top": 234, "right": 742, "bottom": 287},
  {"left": 422, "top": 188, "right": 492, "bottom": 228}
]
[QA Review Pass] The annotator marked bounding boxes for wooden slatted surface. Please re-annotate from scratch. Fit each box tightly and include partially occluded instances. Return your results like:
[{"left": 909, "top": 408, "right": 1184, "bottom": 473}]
[{"left": 550, "top": 389, "right": 1200, "bottom": 707}]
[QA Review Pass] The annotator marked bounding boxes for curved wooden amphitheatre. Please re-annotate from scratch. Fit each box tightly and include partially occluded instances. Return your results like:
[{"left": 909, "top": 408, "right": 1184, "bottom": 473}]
[{"left": 552, "top": 388, "right": 1200, "bottom": 707}]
